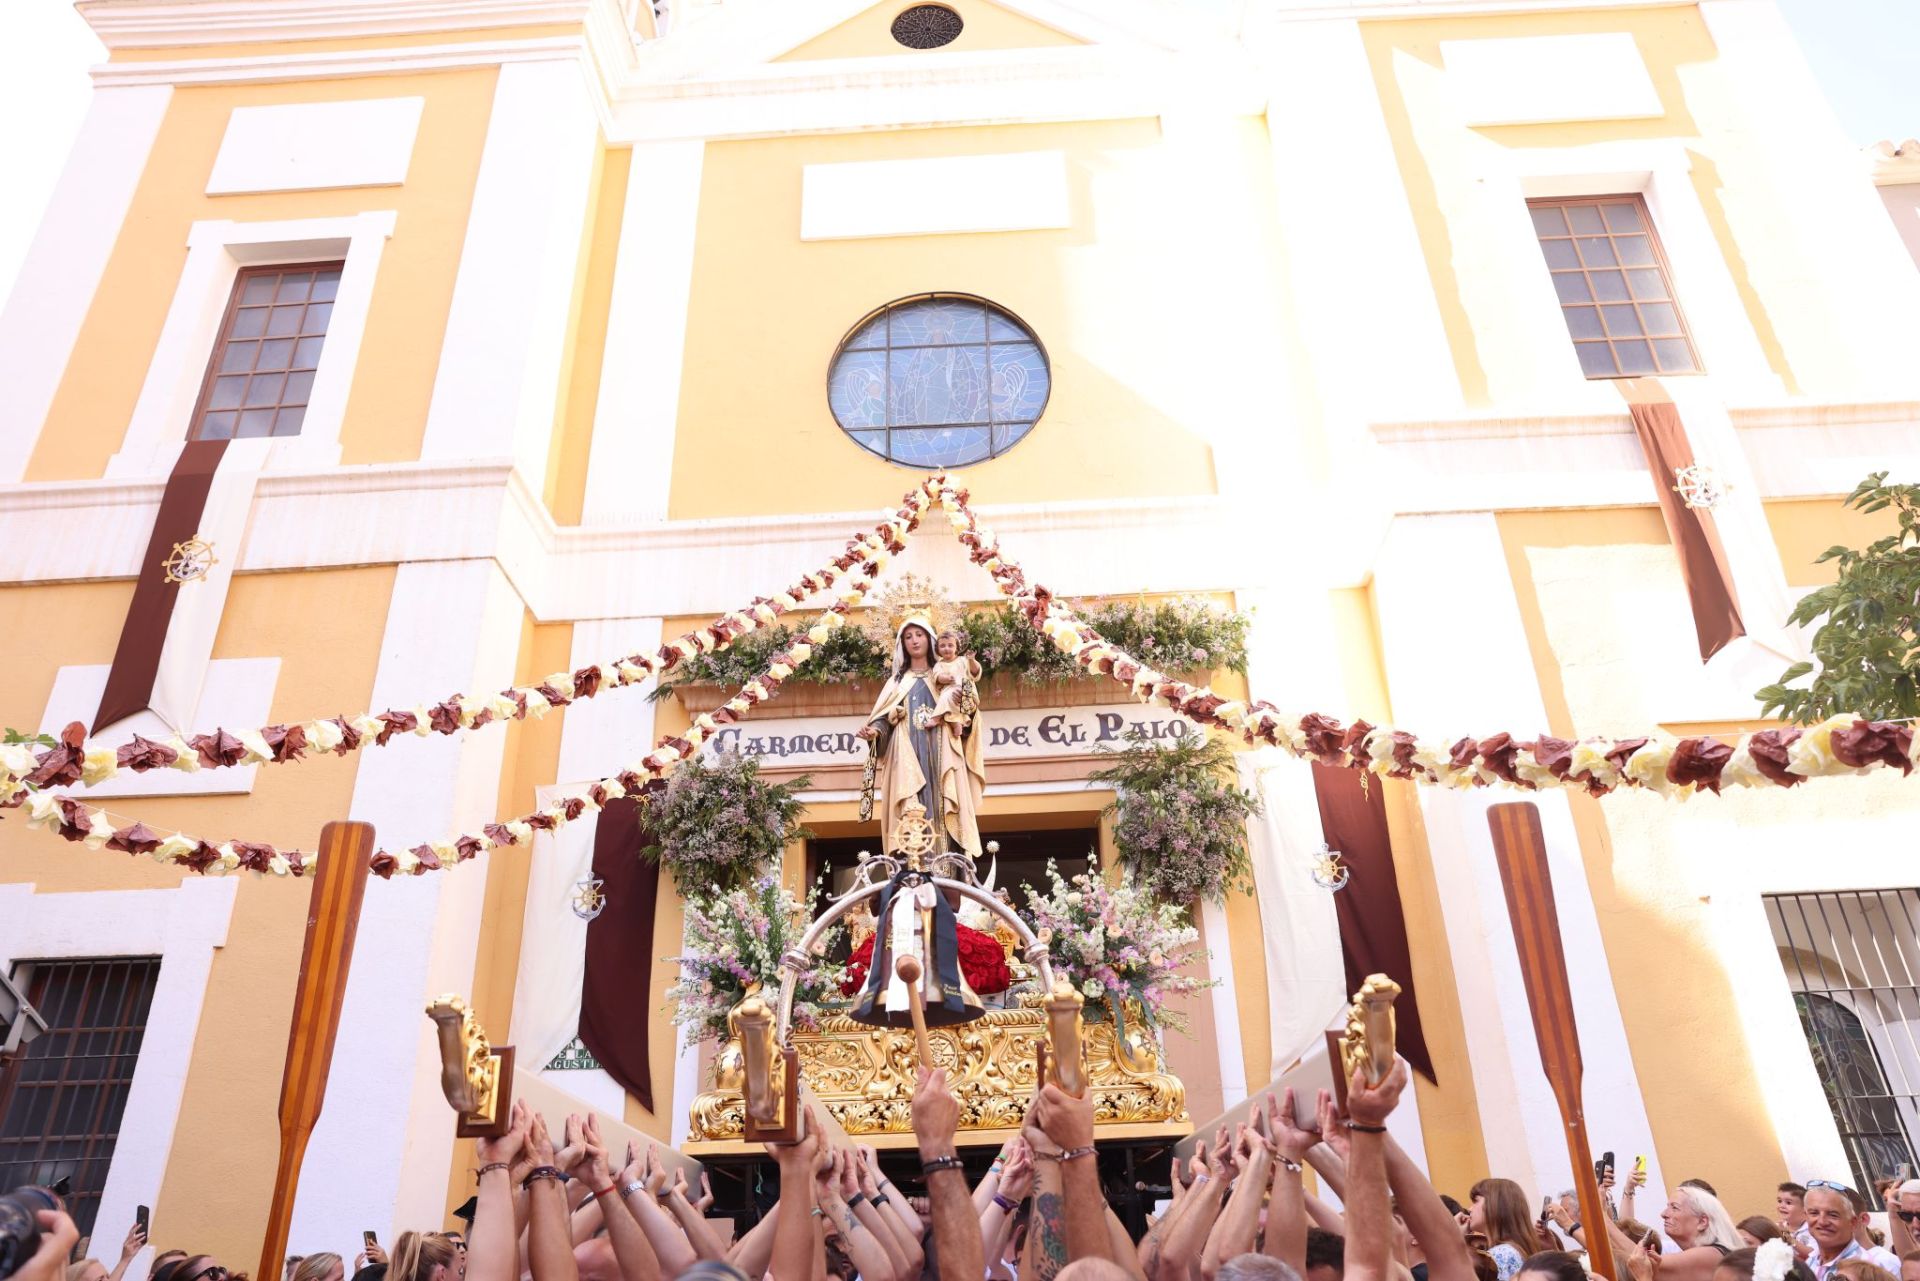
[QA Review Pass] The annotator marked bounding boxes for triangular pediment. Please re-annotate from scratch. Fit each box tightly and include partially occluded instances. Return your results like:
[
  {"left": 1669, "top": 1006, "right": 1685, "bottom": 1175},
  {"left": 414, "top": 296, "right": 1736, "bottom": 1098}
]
[
  {"left": 637, "top": 0, "right": 1216, "bottom": 82},
  {"left": 776, "top": 0, "right": 1086, "bottom": 63}
]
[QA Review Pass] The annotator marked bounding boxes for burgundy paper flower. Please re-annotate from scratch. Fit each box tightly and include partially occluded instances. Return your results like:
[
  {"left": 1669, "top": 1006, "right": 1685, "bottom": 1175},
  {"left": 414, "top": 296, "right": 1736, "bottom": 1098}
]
[
  {"left": 55, "top": 798, "right": 93, "bottom": 842},
  {"left": 181, "top": 841, "right": 222, "bottom": 874},
  {"left": 117, "top": 734, "right": 180, "bottom": 773},
  {"left": 26, "top": 722, "right": 88, "bottom": 788},
  {"left": 375, "top": 710, "right": 419, "bottom": 746},
  {"left": 330, "top": 716, "right": 363, "bottom": 753},
  {"left": 370, "top": 852, "right": 400, "bottom": 879},
  {"left": 1475, "top": 733, "right": 1528, "bottom": 787},
  {"left": 428, "top": 701, "right": 464, "bottom": 735},
  {"left": 526, "top": 812, "right": 557, "bottom": 832},
  {"left": 484, "top": 822, "right": 518, "bottom": 846},
  {"left": 1746, "top": 729, "right": 1803, "bottom": 787},
  {"left": 572, "top": 666, "right": 603, "bottom": 700},
  {"left": 1831, "top": 719, "right": 1914, "bottom": 775},
  {"left": 410, "top": 843, "right": 443, "bottom": 872},
  {"left": 454, "top": 834, "right": 485, "bottom": 863},
  {"left": 261, "top": 723, "right": 307, "bottom": 763},
  {"left": 189, "top": 729, "right": 247, "bottom": 768},
  {"left": 107, "top": 822, "right": 164, "bottom": 855},
  {"left": 1667, "top": 737, "right": 1733, "bottom": 794},
  {"left": 1604, "top": 738, "right": 1650, "bottom": 777},
  {"left": 562, "top": 797, "right": 587, "bottom": 822},
  {"left": 535, "top": 682, "right": 570, "bottom": 709},
  {"left": 1530, "top": 737, "right": 1576, "bottom": 780},
  {"left": 1301, "top": 714, "right": 1347, "bottom": 763},
  {"left": 231, "top": 841, "right": 279, "bottom": 873}
]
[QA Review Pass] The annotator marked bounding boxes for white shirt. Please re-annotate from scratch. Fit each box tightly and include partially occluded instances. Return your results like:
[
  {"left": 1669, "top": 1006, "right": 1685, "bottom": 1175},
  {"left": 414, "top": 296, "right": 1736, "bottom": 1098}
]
[{"left": 1809, "top": 1238, "right": 1902, "bottom": 1280}]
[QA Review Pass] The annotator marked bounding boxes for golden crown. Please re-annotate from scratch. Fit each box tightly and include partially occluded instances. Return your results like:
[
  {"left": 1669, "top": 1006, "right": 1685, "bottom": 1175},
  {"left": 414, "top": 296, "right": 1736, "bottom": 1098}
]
[{"left": 859, "top": 573, "right": 959, "bottom": 650}]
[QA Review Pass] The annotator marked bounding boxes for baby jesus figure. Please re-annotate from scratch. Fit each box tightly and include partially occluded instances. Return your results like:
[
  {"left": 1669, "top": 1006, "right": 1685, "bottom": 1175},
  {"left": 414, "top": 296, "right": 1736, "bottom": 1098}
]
[{"left": 914, "top": 629, "right": 980, "bottom": 731}]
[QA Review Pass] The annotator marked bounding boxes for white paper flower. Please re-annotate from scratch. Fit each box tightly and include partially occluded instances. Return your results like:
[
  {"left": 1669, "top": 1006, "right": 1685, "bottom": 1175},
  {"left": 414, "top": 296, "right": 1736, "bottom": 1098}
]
[
  {"left": 351, "top": 713, "right": 385, "bottom": 740},
  {"left": 523, "top": 688, "right": 553, "bottom": 719},
  {"left": 1788, "top": 715, "right": 1860, "bottom": 777},
  {"left": 24, "top": 791, "right": 61, "bottom": 829},
  {"left": 602, "top": 778, "right": 627, "bottom": 800},
  {"left": 616, "top": 661, "right": 649, "bottom": 685},
  {"left": 1622, "top": 738, "right": 1678, "bottom": 793},
  {"left": 505, "top": 820, "right": 535, "bottom": 845},
  {"left": 305, "top": 718, "right": 344, "bottom": 753},
  {"left": 80, "top": 748, "right": 119, "bottom": 787},
  {"left": 396, "top": 849, "right": 421, "bottom": 875},
  {"left": 767, "top": 662, "right": 794, "bottom": 680},
  {"left": 0, "top": 742, "right": 38, "bottom": 778},
  {"left": 237, "top": 728, "right": 274, "bottom": 766},
  {"left": 269, "top": 853, "right": 293, "bottom": 877},
  {"left": 1719, "top": 742, "right": 1767, "bottom": 789},
  {"left": 1567, "top": 742, "right": 1620, "bottom": 790},
  {"left": 155, "top": 833, "right": 198, "bottom": 864},
  {"left": 166, "top": 738, "right": 200, "bottom": 771},
  {"left": 487, "top": 693, "right": 521, "bottom": 721}
]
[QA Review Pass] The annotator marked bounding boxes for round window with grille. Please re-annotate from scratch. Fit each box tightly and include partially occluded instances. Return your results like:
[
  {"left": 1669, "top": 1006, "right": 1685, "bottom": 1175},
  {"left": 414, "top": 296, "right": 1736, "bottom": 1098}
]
[
  {"left": 827, "top": 294, "right": 1051, "bottom": 469},
  {"left": 891, "top": 4, "right": 964, "bottom": 49}
]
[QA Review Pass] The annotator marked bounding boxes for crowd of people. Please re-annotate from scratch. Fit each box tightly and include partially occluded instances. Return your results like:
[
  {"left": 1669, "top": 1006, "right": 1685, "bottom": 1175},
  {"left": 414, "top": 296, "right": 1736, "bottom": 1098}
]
[{"left": 13, "top": 1060, "right": 1920, "bottom": 1281}]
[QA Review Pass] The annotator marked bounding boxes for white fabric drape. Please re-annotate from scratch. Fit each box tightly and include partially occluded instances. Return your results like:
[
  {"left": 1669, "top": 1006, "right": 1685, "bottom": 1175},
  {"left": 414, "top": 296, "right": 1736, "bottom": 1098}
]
[
  {"left": 509, "top": 789, "right": 600, "bottom": 1074},
  {"left": 1238, "top": 749, "right": 1347, "bottom": 1079}
]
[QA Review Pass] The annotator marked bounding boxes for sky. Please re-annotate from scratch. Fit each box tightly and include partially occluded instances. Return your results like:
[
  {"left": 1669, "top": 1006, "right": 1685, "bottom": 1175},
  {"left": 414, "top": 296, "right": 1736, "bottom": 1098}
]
[{"left": 0, "top": 0, "right": 1915, "bottom": 307}]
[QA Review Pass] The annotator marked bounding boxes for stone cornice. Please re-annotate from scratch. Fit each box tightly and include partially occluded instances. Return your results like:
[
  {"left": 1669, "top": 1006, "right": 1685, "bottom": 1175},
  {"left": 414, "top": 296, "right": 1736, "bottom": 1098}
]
[{"left": 78, "top": 0, "right": 599, "bottom": 49}]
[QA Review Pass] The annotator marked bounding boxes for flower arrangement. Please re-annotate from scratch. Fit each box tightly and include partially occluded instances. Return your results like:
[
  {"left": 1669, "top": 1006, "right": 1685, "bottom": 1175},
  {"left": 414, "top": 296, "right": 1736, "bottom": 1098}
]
[
  {"left": 1023, "top": 861, "right": 1216, "bottom": 1033},
  {"left": 1088, "top": 730, "right": 1261, "bottom": 905},
  {"left": 641, "top": 749, "right": 811, "bottom": 894},
  {"left": 652, "top": 599, "right": 1250, "bottom": 701},
  {"left": 664, "top": 874, "right": 845, "bottom": 1045}
]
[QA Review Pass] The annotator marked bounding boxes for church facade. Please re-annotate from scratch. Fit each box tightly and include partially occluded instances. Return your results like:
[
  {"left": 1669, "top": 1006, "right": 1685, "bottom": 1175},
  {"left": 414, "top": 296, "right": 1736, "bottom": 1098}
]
[{"left": 4, "top": 0, "right": 1920, "bottom": 1262}]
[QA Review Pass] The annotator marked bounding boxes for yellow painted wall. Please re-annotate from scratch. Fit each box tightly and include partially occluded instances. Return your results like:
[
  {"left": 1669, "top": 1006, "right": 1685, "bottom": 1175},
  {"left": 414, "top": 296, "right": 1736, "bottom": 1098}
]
[
  {"left": 545, "top": 144, "right": 630, "bottom": 524},
  {"left": 667, "top": 117, "right": 1286, "bottom": 518},
  {"left": 777, "top": 0, "right": 1083, "bottom": 62},
  {"left": 25, "top": 68, "right": 498, "bottom": 480},
  {"left": 1494, "top": 507, "right": 1787, "bottom": 1214},
  {"left": 1360, "top": 7, "right": 1799, "bottom": 404},
  {"left": 0, "top": 565, "right": 397, "bottom": 1259}
]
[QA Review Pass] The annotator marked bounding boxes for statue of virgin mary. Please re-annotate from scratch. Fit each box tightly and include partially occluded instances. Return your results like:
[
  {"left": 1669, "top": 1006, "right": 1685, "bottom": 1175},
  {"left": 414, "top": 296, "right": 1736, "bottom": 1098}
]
[{"left": 855, "top": 613, "right": 986, "bottom": 860}]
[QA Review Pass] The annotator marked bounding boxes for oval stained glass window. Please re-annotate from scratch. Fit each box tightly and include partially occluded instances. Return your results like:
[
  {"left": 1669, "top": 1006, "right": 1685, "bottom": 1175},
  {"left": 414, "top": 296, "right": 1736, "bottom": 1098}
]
[
  {"left": 891, "top": 4, "right": 964, "bottom": 49},
  {"left": 827, "top": 294, "right": 1050, "bottom": 469}
]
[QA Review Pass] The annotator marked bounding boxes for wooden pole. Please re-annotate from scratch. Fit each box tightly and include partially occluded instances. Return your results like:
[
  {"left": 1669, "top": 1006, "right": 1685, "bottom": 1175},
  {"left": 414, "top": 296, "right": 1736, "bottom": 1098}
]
[
  {"left": 1486, "top": 803, "right": 1616, "bottom": 1281},
  {"left": 895, "top": 955, "right": 933, "bottom": 1069},
  {"left": 258, "top": 822, "right": 373, "bottom": 1281}
]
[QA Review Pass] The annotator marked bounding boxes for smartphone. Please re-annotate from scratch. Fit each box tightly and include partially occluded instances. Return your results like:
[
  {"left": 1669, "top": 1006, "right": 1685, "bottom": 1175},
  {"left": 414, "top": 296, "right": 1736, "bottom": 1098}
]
[
  {"left": 136, "top": 1205, "right": 150, "bottom": 1238},
  {"left": 51, "top": 1175, "right": 72, "bottom": 1199},
  {"left": 1595, "top": 1151, "right": 1614, "bottom": 1181},
  {"left": 1634, "top": 1155, "right": 1647, "bottom": 1175},
  {"left": 363, "top": 1231, "right": 378, "bottom": 1251}
]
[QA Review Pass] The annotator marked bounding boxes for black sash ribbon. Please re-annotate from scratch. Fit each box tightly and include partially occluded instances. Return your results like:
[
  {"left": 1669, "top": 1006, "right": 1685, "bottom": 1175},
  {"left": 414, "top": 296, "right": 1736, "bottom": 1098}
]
[{"left": 853, "top": 871, "right": 966, "bottom": 1022}]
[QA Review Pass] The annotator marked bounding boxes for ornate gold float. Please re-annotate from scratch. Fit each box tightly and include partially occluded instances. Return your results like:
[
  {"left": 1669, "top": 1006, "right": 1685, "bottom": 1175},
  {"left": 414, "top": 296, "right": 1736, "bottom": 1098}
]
[{"left": 687, "top": 995, "right": 1186, "bottom": 1146}]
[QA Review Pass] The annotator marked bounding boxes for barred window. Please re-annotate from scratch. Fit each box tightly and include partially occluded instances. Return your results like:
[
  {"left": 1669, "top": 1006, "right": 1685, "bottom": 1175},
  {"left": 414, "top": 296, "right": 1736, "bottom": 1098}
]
[{"left": 0, "top": 957, "right": 162, "bottom": 1237}]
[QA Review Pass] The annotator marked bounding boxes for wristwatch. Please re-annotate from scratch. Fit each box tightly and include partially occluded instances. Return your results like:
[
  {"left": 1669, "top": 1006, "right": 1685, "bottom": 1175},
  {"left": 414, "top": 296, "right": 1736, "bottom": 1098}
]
[{"left": 622, "top": 1180, "right": 646, "bottom": 1198}]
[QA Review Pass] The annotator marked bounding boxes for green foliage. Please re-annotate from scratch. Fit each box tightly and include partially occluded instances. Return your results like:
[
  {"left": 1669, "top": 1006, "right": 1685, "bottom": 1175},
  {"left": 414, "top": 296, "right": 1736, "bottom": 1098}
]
[
  {"left": 3, "top": 728, "right": 54, "bottom": 749},
  {"left": 651, "top": 598, "right": 1249, "bottom": 701},
  {"left": 1756, "top": 472, "right": 1920, "bottom": 725},
  {"left": 1087, "top": 730, "right": 1261, "bottom": 906},
  {"left": 640, "top": 749, "right": 813, "bottom": 894}
]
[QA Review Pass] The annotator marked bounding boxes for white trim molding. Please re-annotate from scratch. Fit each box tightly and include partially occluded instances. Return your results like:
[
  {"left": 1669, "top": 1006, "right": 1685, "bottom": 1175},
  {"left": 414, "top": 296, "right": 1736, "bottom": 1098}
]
[
  {"left": 207, "top": 97, "right": 424, "bottom": 195},
  {"left": 0, "top": 878, "right": 238, "bottom": 1265},
  {"left": 105, "top": 210, "right": 398, "bottom": 479}
]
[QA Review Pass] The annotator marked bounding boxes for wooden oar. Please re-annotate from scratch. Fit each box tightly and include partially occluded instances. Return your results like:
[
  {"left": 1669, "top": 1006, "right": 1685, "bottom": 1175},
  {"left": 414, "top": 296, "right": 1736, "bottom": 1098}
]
[
  {"left": 1488, "top": 803, "right": 1615, "bottom": 1281},
  {"left": 895, "top": 954, "right": 934, "bottom": 1069}
]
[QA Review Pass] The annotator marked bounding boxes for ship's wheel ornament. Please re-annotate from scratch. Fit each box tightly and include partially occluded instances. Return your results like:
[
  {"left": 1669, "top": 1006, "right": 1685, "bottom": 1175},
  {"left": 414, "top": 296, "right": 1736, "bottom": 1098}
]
[
  {"left": 1672, "top": 464, "right": 1730, "bottom": 510},
  {"left": 892, "top": 804, "right": 938, "bottom": 866},
  {"left": 1311, "top": 842, "right": 1350, "bottom": 892},
  {"left": 162, "top": 537, "right": 218, "bottom": 584},
  {"left": 570, "top": 877, "right": 607, "bottom": 921}
]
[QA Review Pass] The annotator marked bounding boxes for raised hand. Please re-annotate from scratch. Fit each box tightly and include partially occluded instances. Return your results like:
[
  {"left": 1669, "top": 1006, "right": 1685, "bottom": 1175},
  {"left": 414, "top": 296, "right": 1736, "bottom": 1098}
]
[
  {"left": 999, "top": 1139, "right": 1035, "bottom": 1202},
  {"left": 119, "top": 1219, "right": 148, "bottom": 1263},
  {"left": 694, "top": 1171, "right": 716, "bottom": 1214},
  {"left": 1270, "top": 1088, "right": 1320, "bottom": 1160},
  {"left": 1346, "top": 1058, "right": 1409, "bottom": 1130},
  {"left": 912, "top": 1067, "right": 962, "bottom": 1157},
  {"left": 528, "top": 1111, "right": 558, "bottom": 1166},
  {"left": 839, "top": 1147, "right": 861, "bottom": 1199},
  {"left": 644, "top": 1145, "right": 671, "bottom": 1196},
  {"left": 1315, "top": 1090, "right": 1350, "bottom": 1160},
  {"left": 556, "top": 1112, "right": 589, "bottom": 1175},
  {"left": 477, "top": 1098, "right": 530, "bottom": 1169},
  {"left": 618, "top": 1139, "right": 642, "bottom": 1186}
]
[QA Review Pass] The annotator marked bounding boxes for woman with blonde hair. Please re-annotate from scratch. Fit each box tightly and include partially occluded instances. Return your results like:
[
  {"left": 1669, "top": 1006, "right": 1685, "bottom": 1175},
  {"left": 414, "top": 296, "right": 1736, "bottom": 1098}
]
[
  {"left": 289, "top": 1255, "right": 344, "bottom": 1281},
  {"left": 1466, "top": 1179, "right": 1543, "bottom": 1281},
  {"left": 387, "top": 1234, "right": 456, "bottom": 1281}
]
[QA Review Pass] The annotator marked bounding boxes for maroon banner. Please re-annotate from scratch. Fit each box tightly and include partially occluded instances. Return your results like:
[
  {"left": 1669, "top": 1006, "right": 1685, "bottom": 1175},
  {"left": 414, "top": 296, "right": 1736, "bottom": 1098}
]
[
  {"left": 579, "top": 797, "right": 659, "bottom": 1114},
  {"left": 1627, "top": 400, "right": 1746, "bottom": 663},
  {"left": 1310, "top": 762, "right": 1437, "bottom": 1082},
  {"left": 94, "top": 439, "right": 230, "bottom": 731}
]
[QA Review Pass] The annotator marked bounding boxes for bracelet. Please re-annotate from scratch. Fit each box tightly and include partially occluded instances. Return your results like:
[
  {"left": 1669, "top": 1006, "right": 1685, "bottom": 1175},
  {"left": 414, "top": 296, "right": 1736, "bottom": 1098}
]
[
  {"left": 593, "top": 1185, "right": 618, "bottom": 1199},
  {"left": 811, "top": 1207, "right": 825, "bottom": 1219},
  {"left": 992, "top": 1193, "right": 1018, "bottom": 1213},
  {"left": 921, "top": 1155, "right": 965, "bottom": 1177},
  {"left": 476, "top": 1163, "right": 510, "bottom": 1181},
  {"left": 873, "top": 1193, "right": 891, "bottom": 1208},
  {"left": 1276, "top": 1156, "right": 1303, "bottom": 1174},
  {"left": 848, "top": 1192, "right": 869, "bottom": 1208},
  {"left": 1342, "top": 1120, "right": 1388, "bottom": 1134},
  {"left": 1036, "top": 1145, "right": 1096, "bottom": 1163},
  {"left": 1194, "top": 1173, "right": 1211, "bottom": 1184},
  {"left": 522, "top": 1165, "right": 563, "bottom": 1189},
  {"left": 623, "top": 1180, "right": 646, "bottom": 1198}
]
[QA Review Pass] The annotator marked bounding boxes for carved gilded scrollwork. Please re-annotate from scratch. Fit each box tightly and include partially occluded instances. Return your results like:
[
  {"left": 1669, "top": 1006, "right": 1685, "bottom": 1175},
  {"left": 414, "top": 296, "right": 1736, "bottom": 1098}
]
[{"left": 690, "top": 1001, "right": 1186, "bottom": 1141}]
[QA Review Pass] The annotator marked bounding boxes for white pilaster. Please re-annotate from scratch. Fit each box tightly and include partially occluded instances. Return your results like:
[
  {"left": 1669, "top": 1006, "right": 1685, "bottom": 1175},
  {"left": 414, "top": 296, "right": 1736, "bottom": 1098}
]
[
  {"left": 419, "top": 58, "right": 601, "bottom": 484},
  {"left": 1371, "top": 513, "right": 1664, "bottom": 1202},
  {"left": 288, "top": 559, "right": 524, "bottom": 1249},
  {"left": 1199, "top": 896, "right": 1249, "bottom": 1112},
  {"left": 580, "top": 140, "right": 704, "bottom": 526},
  {"left": 0, "top": 84, "right": 171, "bottom": 482}
]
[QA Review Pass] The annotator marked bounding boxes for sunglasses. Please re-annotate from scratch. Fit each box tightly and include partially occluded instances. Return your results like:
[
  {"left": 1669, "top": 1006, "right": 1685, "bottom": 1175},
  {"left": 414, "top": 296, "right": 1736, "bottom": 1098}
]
[
  {"left": 1806, "top": 1179, "right": 1854, "bottom": 1194},
  {"left": 1895, "top": 1211, "right": 1920, "bottom": 1224}
]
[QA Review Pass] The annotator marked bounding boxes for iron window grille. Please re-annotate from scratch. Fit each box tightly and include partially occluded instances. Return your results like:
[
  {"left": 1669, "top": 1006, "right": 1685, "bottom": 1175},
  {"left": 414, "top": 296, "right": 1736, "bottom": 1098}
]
[
  {"left": 1765, "top": 889, "right": 1920, "bottom": 1205},
  {"left": 0, "top": 957, "right": 162, "bottom": 1237}
]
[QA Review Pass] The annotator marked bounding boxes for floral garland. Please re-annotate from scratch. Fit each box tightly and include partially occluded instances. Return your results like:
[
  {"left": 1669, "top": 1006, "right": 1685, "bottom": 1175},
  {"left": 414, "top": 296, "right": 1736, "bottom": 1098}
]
[
  {"left": 926, "top": 476, "right": 1920, "bottom": 799},
  {"left": 1, "top": 486, "right": 934, "bottom": 877},
  {"left": 9, "top": 473, "right": 1919, "bottom": 881},
  {"left": 1086, "top": 729, "right": 1260, "bottom": 905},
  {"left": 0, "top": 495, "right": 930, "bottom": 801},
  {"left": 643, "top": 749, "right": 812, "bottom": 894}
]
